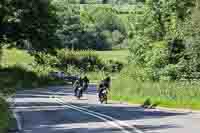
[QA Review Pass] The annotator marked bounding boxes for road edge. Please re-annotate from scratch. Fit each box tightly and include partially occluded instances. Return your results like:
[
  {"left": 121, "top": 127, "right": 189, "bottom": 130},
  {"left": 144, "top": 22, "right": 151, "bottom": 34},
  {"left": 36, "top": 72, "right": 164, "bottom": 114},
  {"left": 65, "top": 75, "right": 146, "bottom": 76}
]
[
  {"left": 110, "top": 100, "right": 200, "bottom": 113},
  {"left": 8, "top": 96, "right": 22, "bottom": 133},
  {"left": 12, "top": 110, "right": 22, "bottom": 132}
]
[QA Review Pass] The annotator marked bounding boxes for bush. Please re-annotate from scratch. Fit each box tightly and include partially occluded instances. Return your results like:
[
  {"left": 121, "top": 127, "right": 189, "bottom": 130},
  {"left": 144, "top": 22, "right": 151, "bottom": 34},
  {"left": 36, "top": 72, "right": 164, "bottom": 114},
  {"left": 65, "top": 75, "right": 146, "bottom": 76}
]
[
  {"left": 0, "top": 98, "right": 10, "bottom": 133},
  {"left": 129, "top": 40, "right": 189, "bottom": 81},
  {"left": 57, "top": 49, "right": 104, "bottom": 71},
  {"left": 0, "top": 48, "right": 65, "bottom": 89},
  {"left": 103, "top": 60, "right": 124, "bottom": 72},
  {"left": 0, "top": 66, "right": 55, "bottom": 89},
  {"left": 0, "top": 48, "right": 124, "bottom": 90},
  {"left": 159, "top": 64, "right": 182, "bottom": 80},
  {"left": 62, "top": 65, "right": 82, "bottom": 76},
  {"left": 32, "top": 52, "right": 60, "bottom": 67},
  {"left": 56, "top": 49, "right": 125, "bottom": 72},
  {"left": 119, "top": 64, "right": 147, "bottom": 81}
]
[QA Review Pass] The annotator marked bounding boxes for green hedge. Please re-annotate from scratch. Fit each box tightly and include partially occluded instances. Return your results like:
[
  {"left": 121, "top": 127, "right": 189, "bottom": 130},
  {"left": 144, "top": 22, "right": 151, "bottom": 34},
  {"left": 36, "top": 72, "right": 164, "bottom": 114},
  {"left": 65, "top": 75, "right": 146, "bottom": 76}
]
[
  {"left": 56, "top": 49, "right": 124, "bottom": 72},
  {"left": 0, "top": 98, "right": 10, "bottom": 133}
]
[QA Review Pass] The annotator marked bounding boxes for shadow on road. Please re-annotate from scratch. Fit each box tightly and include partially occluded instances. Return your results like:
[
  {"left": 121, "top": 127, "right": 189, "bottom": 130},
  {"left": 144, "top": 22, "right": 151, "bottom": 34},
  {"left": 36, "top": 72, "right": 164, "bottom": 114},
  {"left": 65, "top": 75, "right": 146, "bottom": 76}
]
[
  {"left": 134, "top": 124, "right": 180, "bottom": 132},
  {"left": 14, "top": 102, "right": 184, "bottom": 132},
  {"left": 69, "top": 102, "right": 187, "bottom": 120},
  {"left": 13, "top": 86, "right": 186, "bottom": 133}
]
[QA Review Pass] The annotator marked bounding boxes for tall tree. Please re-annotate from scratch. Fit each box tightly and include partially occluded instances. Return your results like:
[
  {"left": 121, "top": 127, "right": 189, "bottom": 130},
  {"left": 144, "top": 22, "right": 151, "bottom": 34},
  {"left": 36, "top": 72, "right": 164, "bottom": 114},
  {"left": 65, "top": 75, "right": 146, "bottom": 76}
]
[{"left": 0, "top": 0, "right": 61, "bottom": 51}]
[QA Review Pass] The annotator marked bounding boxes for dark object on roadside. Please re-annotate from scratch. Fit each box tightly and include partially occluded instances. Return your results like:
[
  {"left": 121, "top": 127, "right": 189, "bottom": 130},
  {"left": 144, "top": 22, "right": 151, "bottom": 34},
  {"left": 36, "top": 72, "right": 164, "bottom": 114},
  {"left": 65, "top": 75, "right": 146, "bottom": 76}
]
[
  {"left": 141, "top": 98, "right": 159, "bottom": 109},
  {"left": 141, "top": 98, "right": 151, "bottom": 108},
  {"left": 149, "top": 102, "right": 159, "bottom": 109},
  {"left": 49, "top": 71, "right": 65, "bottom": 79}
]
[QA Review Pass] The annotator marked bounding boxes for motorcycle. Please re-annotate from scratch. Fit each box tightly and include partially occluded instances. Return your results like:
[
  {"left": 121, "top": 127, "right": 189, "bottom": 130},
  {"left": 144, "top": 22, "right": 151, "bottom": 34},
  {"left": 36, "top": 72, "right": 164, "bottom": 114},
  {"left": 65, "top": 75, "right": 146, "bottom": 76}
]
[
  {"left": 73, "top": 79, "right": 81, "bottom": 97},
  {"left": 82, "top": 82, "right": 88, "bottom": 92},
  {"left": 75, "top": 86, "right": 83, "bottom": 99},
  {"left": 99, "top": 88, "right": 108, "bottom": 104}
]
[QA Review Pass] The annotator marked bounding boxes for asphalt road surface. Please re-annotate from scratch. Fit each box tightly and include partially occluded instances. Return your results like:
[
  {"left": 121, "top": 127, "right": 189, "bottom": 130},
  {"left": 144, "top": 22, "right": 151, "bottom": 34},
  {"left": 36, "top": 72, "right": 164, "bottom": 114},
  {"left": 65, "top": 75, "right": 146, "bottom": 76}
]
[{"left": 12, "top": 85, "right": 200, "bottom": 133}]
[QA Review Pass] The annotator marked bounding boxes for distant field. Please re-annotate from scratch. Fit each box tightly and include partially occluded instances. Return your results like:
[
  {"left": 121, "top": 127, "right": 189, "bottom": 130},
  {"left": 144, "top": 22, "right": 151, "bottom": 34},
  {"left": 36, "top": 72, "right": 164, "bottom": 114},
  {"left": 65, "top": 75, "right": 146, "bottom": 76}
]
[
  {"left": 95, "top": 50, "right": 129, "bottom": 63},
  {"left": 0, "top": 48, "right": 34, "bottom": 68}
]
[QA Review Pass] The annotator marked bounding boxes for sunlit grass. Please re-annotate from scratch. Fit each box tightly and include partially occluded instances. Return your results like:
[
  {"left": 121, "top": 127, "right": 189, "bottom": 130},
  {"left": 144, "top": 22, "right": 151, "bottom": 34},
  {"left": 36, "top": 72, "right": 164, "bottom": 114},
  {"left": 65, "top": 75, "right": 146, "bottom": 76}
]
[
  {"left": 95, "top": 50, "right": 129, "bottom": 63},
  {"left": 110, "top": 76, "right": 200, "bottom": 110},
  {"left": 0, "top": 98, "right": 10, "bottom": 133},
  {"left": 0, "top": 48, "right": 35, "bottom": 68},
  {"left": 59, "top": 49, "right": 129, "bottom": 63}
]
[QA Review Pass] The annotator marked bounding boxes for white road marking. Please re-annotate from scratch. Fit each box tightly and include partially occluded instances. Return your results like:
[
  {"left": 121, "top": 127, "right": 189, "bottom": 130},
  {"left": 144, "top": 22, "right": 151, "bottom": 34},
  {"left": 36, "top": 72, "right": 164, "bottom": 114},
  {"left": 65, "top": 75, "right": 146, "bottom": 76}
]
[
  {"left": 55, "top": 98, "right": 131, "bottom": 133},
  {"left": 55, "top": 98, "right": 144, "bottom": 133},
  {"left": 49, "top": 87, "right": 144, "bottom": 133},
  {"left": 19, "top": 88, "right": 143, "bottom": 133},
  {"left": 66, "top": 102, "right": 143, "bottom": 133},
  {"left": 12, "top": 110, "right": 22, "bottom": 131}
]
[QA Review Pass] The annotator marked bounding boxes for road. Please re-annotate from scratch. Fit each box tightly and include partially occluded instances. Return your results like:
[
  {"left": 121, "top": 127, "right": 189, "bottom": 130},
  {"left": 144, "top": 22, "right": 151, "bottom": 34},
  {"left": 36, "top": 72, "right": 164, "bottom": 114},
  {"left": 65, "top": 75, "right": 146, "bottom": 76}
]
[{"left": 12, "top": 85, "right": 200, "bottom": 133}]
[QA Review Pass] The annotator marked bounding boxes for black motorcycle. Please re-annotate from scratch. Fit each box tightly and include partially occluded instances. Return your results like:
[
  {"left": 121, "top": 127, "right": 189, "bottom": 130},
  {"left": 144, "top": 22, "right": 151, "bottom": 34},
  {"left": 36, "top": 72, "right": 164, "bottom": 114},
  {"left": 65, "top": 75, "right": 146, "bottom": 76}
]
[
  {"left": 73, "top": 79, "right": 83, "bottom": 99},
  {"left": 99, "top": 88, "right": 108, "bottom": 104},
  {"left": 75, "top": 86, "right": 83, "bottom": 99},
  {"left": 82, "top": 82, "right": 88, "bottom": 92}
]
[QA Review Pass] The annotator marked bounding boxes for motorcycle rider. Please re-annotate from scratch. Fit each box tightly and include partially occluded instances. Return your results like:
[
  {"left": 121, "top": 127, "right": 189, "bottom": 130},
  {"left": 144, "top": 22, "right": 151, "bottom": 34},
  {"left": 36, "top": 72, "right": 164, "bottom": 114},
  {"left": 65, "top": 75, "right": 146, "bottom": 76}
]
[
  {"left": 99, "top": 76, "right": 111, "bottom": 90},
  {"left": 98, "top": 76, "right": 111, "bottom": 102},
  {"left": 73, "top": 77, "right": 83, "bottom": 96},
  {"left": 82, "top": 76, "right": 89, "bottom": 92}
]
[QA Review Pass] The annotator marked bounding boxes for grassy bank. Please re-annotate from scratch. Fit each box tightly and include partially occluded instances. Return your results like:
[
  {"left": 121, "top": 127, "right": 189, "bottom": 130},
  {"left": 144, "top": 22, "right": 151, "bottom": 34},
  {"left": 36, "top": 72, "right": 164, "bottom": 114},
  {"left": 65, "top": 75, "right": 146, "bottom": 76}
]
[
  {"left": 0, "top": 48, "right": 67, "bottom": 89},
  {"left": 0, "top": 98, "right": 10, "bottom": 133},
  {"left": 110, "top": 76, "right": 200, "bottom": 110},
  {"left": 95, "top": 50, "right": 129, "bottom": 63},
  {"left": 0, "top": 48, "right": 128, "bottom": 88},
  {"left": 87, "top": 71, "right": 119, "bottom": 83}
]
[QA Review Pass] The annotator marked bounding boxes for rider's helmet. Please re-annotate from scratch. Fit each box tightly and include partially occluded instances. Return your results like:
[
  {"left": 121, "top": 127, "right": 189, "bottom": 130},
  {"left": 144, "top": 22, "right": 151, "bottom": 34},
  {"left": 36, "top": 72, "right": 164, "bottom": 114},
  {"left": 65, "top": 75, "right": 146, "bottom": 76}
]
[
  {"left": 105, "top": 76, "right": 111, "bottom": 82},
  {"left": 99, "top": 83, "right": 104, "bottom": 88}
]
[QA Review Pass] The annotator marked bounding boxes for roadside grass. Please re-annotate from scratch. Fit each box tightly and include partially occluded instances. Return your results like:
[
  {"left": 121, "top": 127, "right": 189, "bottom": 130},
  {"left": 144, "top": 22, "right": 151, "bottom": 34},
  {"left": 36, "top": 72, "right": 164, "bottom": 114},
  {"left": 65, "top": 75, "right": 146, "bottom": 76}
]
[
  {"left": 57, "top": 49, "right": 127, "bottom": 70},
  {"left": 0, "top": 48, "right": 128, "bottom": 88},
  {"left": 0, "top": 98, "right": 10, "bottom": 133},
  {"left": 56, "top": 49, "right": 127, "bottom": 82},
  {"left": 95, "top": 49, "right": 129, "bottom": 63},
  {"left": 0, "top": 48, "right": 67, "bottom": 90},
  {"left": 110, "top": 77, "right": 200, "bottom": 110},
  {"left": 0, "top": 48, "right": 66, "bottom": 133},
  {"left": 0, "top": 48, "right": 34, "bottom": 68},
  {"left": 7, "top": 110, "right": 18, "bottom": 133},
  {"left": 87, "top": 71, "right": 119, "bottom": 83},
  {"left": 0, "top": 48, "right": 128, "bottom": 132},
  {"left": 87, "top": 71, "right": 106, "bottom": 82}
]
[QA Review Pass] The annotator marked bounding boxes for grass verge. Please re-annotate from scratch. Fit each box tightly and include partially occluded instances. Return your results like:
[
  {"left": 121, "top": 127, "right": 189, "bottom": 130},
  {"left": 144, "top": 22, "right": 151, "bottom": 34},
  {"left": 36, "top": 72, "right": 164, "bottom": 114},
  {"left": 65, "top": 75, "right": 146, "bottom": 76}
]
[
  {"left": 110, "top": 77, "right": 200, "bottom": 110},
  {"left": 95, "top": 50, "right": 129, "bottom": 63},
  {"left": 0, "top": 98, "right": 10, "bottom": 133}
]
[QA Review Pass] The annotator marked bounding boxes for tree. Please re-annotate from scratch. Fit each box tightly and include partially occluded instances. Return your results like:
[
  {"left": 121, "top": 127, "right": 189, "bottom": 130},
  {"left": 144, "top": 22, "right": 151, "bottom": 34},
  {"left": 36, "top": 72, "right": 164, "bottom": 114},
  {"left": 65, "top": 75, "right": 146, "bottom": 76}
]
[
  {"left": 0, "top": 0, "right": 61, "bottom": 51},
  {"left": 55, "top": 2, "right": 128, "bottom": 50},
  {"left": 128, "top": 0, "right": 199, "bottom": 80}
]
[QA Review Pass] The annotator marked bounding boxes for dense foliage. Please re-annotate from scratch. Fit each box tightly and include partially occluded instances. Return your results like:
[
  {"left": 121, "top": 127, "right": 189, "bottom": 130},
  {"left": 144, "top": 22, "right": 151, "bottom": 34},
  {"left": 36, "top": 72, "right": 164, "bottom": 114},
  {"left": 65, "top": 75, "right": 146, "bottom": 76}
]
[
  {"left": 2, "top": 0, "right": 199, "bottom": 79},
  {"left": 0, "top": 0, "right": 61, "bottom": 51},
  {"left": 128, "top": 0, "right": 200, "bottom": 80},
  {"left": 1, "top": 2, "right": 200, "bottom": 129},
  {"left": 53, "top": 0, "right": 129, "bottom": 50},
  {"left": 56, "top": 0, "right": 137, "bottom": 4},
  {"left": 0, "top": 98, "right": 10, "bottom": 133}
]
